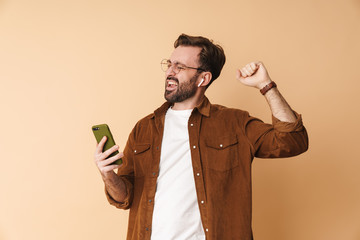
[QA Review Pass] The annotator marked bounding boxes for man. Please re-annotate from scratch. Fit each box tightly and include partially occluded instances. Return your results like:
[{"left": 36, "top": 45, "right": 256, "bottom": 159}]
[{"left": 94, "top": 34, "right": 308, "bottom": 240}]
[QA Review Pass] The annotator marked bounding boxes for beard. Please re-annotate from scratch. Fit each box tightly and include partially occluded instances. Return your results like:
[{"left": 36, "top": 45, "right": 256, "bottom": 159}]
[{"left": 164, "top": 73, "right": 199, "bottom": 103}]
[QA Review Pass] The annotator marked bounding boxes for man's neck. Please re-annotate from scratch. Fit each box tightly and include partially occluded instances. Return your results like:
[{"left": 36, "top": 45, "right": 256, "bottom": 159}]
[{"left": 171, "top": 93, "right": 205, "bottom": 110}]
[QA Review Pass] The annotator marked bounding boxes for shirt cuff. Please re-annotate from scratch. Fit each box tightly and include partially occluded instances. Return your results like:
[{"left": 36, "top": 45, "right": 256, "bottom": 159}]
[
  {"left": 104, "top": 177, "right": 133, "bottom": 209},
  {"left": 272, "top": 111, "right": 304, "bottom": 132}
]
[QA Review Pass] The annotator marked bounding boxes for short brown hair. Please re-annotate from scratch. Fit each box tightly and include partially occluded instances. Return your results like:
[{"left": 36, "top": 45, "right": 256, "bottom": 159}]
[{"left": 174, "top": 34, "right": 226, "bottom": 87}]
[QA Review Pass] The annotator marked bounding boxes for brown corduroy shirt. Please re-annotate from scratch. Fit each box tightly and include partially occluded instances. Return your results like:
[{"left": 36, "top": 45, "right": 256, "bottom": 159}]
[{"left": 106, "top": 96, "right": 308, "bottom": 240}]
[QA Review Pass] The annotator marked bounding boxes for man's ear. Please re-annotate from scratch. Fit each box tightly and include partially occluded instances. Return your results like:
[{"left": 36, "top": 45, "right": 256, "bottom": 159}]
[{"left": 199, "top": 72, "right": 212, "bottom": 87}]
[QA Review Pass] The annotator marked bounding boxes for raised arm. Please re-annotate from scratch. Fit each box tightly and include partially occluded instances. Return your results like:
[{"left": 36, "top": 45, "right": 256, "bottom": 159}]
[{"left": 236, "top": 61, "right": 297, "bottom": 123}]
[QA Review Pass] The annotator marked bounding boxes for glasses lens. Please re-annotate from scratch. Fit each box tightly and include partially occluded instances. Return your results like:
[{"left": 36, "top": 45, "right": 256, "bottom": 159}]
[{"left": 161, "top": 59, "right": 169, "bottom": 72}]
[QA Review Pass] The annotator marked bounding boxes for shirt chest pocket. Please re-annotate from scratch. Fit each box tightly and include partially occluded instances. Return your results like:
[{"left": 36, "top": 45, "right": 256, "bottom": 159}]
[
  {"left": 204, "top": 134, "right": 239, "bottom": 171},
  {"left": 133, "top": 143, "right": 151, "bottom": 176}
]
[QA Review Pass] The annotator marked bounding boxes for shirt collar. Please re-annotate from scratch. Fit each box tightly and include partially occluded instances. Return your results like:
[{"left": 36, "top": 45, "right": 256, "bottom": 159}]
[{"left": 152, "top": 96, "right": 211, "bottom": 119}]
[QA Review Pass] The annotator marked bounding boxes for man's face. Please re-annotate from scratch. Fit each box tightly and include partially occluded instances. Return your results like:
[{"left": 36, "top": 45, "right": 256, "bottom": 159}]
[{"left": 164, "top": 46, "right": 202, "bottom": 103}]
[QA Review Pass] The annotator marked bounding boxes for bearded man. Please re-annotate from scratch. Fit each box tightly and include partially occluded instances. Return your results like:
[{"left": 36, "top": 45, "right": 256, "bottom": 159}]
[{"left": 94, "top": 34, "right": 308, "bottom": 240}]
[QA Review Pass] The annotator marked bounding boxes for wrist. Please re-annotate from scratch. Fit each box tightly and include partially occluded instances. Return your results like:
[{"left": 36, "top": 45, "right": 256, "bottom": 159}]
[
  {"left": 257, "top": 79, "right": 272, "bottom": 89},
  {"left": 260, "top": 81, "right": 277, "bottom": 95},
  {"left": 101, "top": 170, "right": 117, "bottom": 181}
]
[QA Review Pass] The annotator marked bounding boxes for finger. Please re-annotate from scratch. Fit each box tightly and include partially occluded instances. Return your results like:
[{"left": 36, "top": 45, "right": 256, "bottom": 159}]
[
  {"left": 241, "top": 68, "right": 251, "bottom": 77},
  {"left": 250, "top": 62, "right": 257, "bottom": 71},
  {"left": 95, "top": 136, "right": 107, "bottom": 155},
  {"left": 99, "top": 152, "right": 123, "bottom": 166},
  {"left": 256, "top": 61, "right": 264, "bottom": 68},
  {"left": 102, "top": 145, "right": 120, "bottom": 159},
  {"left": 245, "top": 65, "right": 254, "bottom": 75},
  {"left": 100, "top": 162, "right": 122, "bottom": 173}
]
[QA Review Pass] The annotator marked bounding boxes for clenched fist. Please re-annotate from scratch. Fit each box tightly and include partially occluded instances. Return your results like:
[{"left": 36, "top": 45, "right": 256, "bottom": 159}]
[{"left": 236, "top": 61, "right": 272, "bottom": 89}]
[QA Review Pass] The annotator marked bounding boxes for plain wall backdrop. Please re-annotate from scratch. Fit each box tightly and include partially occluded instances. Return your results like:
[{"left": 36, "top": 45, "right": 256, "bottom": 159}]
[{"left": 1, "top": 0, "right": 359, "bottom": 239}]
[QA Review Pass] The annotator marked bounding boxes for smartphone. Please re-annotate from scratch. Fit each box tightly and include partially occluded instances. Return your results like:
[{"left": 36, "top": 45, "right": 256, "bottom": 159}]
[{"left": 92, "top": 124, "right": 122, "bottom": 165}]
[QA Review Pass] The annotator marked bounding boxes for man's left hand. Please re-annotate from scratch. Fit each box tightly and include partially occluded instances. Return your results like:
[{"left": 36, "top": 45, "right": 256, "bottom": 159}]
[{"left": 236, "top": 61, "right": 272, "bottom": 89}]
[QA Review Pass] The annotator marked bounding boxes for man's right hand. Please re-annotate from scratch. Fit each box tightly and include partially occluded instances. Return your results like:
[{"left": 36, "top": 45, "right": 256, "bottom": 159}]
[
  {"left": 94, "top": 136, "right": 127, "bottom": 202},
  {"left": 94, "top": 136, "right": 123, "bottom": 177}
]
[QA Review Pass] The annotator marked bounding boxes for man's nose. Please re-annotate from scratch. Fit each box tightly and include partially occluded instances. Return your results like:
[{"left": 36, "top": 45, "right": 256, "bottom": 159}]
[{"left": 166, "top": 64, "right": 176, "bottom": 76}]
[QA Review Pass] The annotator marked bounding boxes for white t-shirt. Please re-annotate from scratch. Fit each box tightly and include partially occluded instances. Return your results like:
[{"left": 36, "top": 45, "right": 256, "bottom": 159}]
[{"left": 151, "top": 107, "right": 205, "bottom": 240}]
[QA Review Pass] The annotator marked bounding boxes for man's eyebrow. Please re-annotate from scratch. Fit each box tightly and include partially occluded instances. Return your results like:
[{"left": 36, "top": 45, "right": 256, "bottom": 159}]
[{"left": 171, "top": 60, "right": 187, "bottom": 66}]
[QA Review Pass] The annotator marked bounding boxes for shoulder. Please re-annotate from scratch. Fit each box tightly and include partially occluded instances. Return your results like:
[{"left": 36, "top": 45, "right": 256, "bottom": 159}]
[{"left": 209, "top": 103, "right": 249, "bottom": 118}]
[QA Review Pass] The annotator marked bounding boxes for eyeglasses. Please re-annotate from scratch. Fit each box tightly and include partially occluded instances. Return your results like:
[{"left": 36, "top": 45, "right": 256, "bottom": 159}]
[{"left": 161, "top": 59, "right": 205, "bottom": 74}]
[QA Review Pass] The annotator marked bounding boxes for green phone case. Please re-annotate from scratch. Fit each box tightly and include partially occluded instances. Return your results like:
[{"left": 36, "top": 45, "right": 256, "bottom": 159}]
[{"left": 92, "top": 124, "right": 122, "bottom": 165}]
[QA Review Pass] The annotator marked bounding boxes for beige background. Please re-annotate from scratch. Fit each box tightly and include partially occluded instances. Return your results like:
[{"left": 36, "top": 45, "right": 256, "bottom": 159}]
[{"left": 0, "top": 0, "right": 359, "bottom": 239}]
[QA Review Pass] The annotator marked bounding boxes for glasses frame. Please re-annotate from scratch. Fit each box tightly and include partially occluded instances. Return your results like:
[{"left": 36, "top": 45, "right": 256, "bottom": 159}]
[{"left": 161, "top": 59, "right": 205, "bottom": 74}]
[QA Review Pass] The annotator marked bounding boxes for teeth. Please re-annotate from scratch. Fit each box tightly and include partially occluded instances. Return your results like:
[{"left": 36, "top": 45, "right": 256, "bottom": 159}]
[{"left": 168, "top": 81, "right": 178, "bottom": 86}]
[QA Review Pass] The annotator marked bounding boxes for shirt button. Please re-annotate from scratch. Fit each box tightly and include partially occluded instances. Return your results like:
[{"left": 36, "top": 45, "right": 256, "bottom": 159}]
[
  {"left": 134, "top": 150, "right": 137, "bottom": 153},
  {"left": 193, "top": 145, "right": 196, "bottom": 149},
  {"left": 152, "top": 172, "right": 156, "bottom": 176},
  {"left": 201, "top": 200, "right": 204, "bottom": 204},
  {"left": 156, "top": 147, "right": 159, "bottom": 150},
  {"left": 145, "top": 227, "right": 149, "bottom": 231},
  {"left": 190, "top": 123, "right": 194, "bottom": 127},
  {"left": 196, "top": 173, "right": 200, "bottom": 176},
  {"left": 219, "top": 144, "right": 223, "bottom": 148},
  {"left": 149, "top": 199, "right": 152, "bottom": 203},
  {"left": 206, "top": 228, "right": 209, "bottom": 232}
]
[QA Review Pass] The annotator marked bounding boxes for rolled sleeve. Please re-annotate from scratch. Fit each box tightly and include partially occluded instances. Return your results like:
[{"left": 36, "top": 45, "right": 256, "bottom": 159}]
[
  {"left": 272, "top": 112, "right": 305, "bottom": 132},
  {"left": 105, "top": 175, "right": 134, "bottom": 209},
  {"left": 244, "top": 111, "right": 309, "bottom": 158}
]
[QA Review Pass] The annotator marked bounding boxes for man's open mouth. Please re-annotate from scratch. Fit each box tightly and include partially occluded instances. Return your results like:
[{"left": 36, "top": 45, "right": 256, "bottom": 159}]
[{"left": 166, "top": 79, "right": 178, "bottom": 91}]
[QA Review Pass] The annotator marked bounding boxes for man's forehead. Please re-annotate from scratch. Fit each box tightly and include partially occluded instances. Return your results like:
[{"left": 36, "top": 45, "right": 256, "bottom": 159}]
[{"left": 170, "top": 46, "right": 201, "bottom": 65}]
